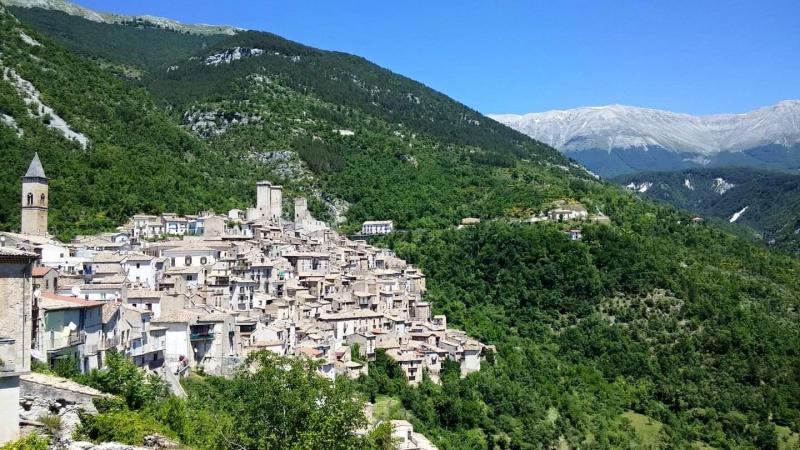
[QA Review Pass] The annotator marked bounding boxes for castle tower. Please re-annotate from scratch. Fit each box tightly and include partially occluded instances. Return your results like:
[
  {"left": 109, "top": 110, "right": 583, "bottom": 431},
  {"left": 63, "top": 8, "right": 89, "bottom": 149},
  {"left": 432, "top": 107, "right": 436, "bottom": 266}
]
[
  {"left": 256, "top": 180, "right": 283, "bottom": 221},
  {"left": 269, "top": 184, "right": 283, "bottom": 220},
  {"left": 294, "top": 197, "right": 309, "bottom": 223},
  {"left": 20, "top": 153, "right": 48, "bottom": 236},
  {"left": 256, "top": 181, "right": 272, "bottom": 219}
]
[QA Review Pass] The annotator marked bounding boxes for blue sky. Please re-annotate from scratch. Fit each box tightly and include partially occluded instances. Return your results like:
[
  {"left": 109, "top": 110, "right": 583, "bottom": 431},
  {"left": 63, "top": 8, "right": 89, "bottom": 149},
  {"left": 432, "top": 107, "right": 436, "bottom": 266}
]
[{"left": 73, "top": 0, "right": 800, "bottom": 115}]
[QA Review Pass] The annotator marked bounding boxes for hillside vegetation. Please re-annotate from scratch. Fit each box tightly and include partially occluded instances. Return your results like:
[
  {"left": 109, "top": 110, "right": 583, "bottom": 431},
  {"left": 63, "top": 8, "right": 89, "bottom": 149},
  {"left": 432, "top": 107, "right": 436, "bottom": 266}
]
[
  {"left": 4, "top": 5, "right": 800, "bottom": 449},
  {"left": 615, "top": 167, "right": 800, "bottom": 253}
]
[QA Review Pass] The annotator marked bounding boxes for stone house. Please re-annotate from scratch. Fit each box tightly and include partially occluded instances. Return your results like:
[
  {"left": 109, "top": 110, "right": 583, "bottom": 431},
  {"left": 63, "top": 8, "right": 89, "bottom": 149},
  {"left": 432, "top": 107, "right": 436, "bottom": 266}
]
[
  {"left": 32, "top": 266, "right": 58, "bottom": 293},
  {"left": 34, "top": 292, "right": 104, "bottom": 374},
  {"left": 0, "top": 247, "right": 37, "bottom": 444}
]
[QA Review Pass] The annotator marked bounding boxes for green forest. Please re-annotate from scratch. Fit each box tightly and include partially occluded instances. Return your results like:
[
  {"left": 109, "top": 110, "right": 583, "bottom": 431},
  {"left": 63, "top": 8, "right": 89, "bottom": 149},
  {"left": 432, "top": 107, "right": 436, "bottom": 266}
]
[
  {"left": 2, "top": 5, "right": 800, "bottom": 449},
  {"left": 614, "top": 167, "right": 800, "bottom": 253}
]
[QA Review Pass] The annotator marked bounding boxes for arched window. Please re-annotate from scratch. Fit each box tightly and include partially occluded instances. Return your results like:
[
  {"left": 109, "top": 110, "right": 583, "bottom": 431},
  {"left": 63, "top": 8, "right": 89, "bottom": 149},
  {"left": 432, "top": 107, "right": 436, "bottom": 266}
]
[
  {"left": 200, "top": 257, "right": 208, "bottom": 265},
  {"left": 184, "top": 256, "right": 192, "bottom": 266},
  {"left": 26, "top": 193, "right": 33, "bottom": 206},
  {"left": 40, "top": 193, "right": 46, "bottom": 205}
]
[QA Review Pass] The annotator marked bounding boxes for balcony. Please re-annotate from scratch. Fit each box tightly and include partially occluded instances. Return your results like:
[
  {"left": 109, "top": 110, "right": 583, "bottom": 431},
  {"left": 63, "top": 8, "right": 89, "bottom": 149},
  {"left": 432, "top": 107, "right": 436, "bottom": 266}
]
[
  {"left": 48, "top": 330, "right": 85, "bottom": 351},
  {"left": 190, "top": 332, "right": 215, "bottom": 341},
  {"left": 128, "top": 341, "right": 165, "bottom": 357},
  {"left": 102, "top": 336, "right": 121, "bottom": 350}
]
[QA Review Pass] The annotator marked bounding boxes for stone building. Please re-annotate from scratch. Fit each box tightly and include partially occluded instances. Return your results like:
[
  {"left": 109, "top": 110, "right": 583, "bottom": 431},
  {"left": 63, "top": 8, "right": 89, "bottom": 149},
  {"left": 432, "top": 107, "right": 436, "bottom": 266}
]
[
  {"left": 0, "top": 247, "right": 37, "bottom": 444},
  {"left": 256, "top": 180, "right": 283, "bottom": 221}
]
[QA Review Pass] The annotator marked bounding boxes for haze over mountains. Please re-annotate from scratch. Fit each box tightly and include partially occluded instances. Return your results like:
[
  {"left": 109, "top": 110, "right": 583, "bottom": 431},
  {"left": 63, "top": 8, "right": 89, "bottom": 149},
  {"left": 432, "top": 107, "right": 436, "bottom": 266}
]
[{"left": 491, "top": 101, "right": 800, "bottom": 177}]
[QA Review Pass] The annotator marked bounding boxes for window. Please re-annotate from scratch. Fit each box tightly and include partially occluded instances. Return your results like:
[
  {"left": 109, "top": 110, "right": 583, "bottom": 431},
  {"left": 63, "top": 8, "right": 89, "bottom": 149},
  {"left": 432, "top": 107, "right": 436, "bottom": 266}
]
[
  {"left": 200, "top": 257, "right": 208, "bottom": 265},
  {"left": 26, "top": 193, "right": 33, "bottom": 206},
  {"left": 184, "top": 256, "right": 192, "bottom": 266},
  {"left": 136, "top": 263, "right": 141, "bottom": 269},
  {"left": 40, "top": 193, "right": 46, "bottom": 205}
]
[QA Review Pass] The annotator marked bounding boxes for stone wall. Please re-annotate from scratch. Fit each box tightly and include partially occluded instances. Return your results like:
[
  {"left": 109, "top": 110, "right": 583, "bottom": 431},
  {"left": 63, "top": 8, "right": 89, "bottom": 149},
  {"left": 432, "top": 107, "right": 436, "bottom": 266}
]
[{"left": 19, "top": 372, "right": 109, "bottom": 437}]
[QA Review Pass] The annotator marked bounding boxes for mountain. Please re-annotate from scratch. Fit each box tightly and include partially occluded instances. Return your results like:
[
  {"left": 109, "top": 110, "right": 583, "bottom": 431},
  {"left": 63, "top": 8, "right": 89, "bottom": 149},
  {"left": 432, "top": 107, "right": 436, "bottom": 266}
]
[
  {"left": 615, "top": 167, "right": 800, "bottom": 252},
  {"left": 4, "top": 2, "right": 800, "bottom": 448},
  {"left": 0, "top": 0, "right": 577, "bottom": 238},
  {"left": 491, "top": 101, "right": 800, "bottom": 177},
  {"left": 3, "top": 0, "right": 240, "bottom": 35}
]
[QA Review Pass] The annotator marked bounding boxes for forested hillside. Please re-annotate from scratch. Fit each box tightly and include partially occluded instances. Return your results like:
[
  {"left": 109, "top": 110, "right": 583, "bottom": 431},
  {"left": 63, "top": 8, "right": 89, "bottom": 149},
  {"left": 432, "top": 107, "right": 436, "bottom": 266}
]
[
  {"left": 4, "top": 4, "right": 800, "bottom": 449},
  {"left": 7, "top": 7, "right": 230, "bottom": 73},
  {"left": 615, "top": 167, "right": 800, "bottom": 253}
]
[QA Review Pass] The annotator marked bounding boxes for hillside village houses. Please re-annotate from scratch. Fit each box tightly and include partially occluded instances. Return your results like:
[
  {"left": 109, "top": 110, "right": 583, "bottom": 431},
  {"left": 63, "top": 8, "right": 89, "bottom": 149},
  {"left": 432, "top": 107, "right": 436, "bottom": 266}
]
[{"left": 0, "top": 154, "right": 490, "bottom": 442}]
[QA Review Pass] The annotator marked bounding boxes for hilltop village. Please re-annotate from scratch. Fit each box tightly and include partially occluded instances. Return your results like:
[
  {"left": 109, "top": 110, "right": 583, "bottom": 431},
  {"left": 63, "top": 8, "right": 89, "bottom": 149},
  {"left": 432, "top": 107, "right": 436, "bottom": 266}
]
[{"left": 0, "top": 154, "right": 487, "bottom": 447}]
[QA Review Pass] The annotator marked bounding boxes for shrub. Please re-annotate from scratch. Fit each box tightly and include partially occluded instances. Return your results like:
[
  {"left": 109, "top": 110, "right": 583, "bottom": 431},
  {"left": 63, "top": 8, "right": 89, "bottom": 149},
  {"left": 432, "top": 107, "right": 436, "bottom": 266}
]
[{"left": 0, "top": 433, "right": 49, "bottom": 450}]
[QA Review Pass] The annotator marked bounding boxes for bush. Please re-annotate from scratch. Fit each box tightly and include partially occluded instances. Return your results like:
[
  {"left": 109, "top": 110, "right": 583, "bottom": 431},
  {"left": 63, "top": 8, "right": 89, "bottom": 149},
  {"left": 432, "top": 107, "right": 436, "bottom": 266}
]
[
  {"left": 77, "top": 351, "right": 169, "bottom": 410},
  {"left": 0, "top": 433, "right": 49, "bottom": 450},
  {"left": 76, "top": 410, "right": 174, "bottom": 446},
  {"left": 52, "top": 356, "right": 79, "bottom": 379}
]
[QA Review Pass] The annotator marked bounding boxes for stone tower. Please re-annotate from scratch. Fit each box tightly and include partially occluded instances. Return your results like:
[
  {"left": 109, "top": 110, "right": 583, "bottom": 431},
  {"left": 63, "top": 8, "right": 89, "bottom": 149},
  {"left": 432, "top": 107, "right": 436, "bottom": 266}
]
[
  {"left": 256, "top": 181, "right": 272, "bottom": 218},
  {"left": 21, "top": 153, "right": 48, "bottom": 236},
  {"left": 256, "top": 180, "right": 283, "bottom": 221},
  {"left": 294, "top": 197, "right": 309, "bottom": 223}
]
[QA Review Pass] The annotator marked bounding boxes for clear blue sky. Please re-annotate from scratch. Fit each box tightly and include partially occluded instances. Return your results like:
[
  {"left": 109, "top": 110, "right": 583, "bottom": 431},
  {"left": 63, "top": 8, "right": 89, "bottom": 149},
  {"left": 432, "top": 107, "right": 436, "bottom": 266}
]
[{"left": 73, "top": 0, "right": 800, "bottom": 115}]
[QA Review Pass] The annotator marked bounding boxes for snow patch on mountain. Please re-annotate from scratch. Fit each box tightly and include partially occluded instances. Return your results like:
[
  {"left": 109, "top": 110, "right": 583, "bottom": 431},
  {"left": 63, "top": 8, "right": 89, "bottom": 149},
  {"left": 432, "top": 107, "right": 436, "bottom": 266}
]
[
  {"left": 490, "top": 100, "right": 800, "bottom": 155},
  {"left": 684, "top": 179, "right": 694, "bottom": 190},
  {"left": 2, "top": 66, "right": 88, "bottom": 148},
  {"left": 625, "top": 181, "right": 652, "bottom": 193},
  {"left": 730, "top": 206, "right": 748, "bottom": 223},
  {"left": 204, "top": 47, "right": 264, "bottom": 66},
  {"left": 712, "top": 178, "right": 735, "bottom": 194}
]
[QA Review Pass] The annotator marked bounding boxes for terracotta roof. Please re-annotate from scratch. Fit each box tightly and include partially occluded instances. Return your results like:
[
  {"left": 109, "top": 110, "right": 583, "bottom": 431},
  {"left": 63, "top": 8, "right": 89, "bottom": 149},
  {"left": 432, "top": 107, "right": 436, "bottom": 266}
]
[
  {"left": 298, "top": 347, "right": 323, "bottom": 357},
  {"left": 39, "top": 292, "right": 104, "bottom": 310},
  {"left": 32, "top": 266, "right": 55, "bottom": 277}
]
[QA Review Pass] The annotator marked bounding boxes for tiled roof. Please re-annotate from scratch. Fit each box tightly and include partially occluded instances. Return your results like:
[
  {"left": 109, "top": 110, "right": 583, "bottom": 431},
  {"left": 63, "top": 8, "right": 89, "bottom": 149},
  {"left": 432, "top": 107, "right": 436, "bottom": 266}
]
[
  {"left": 32, "top": 267, "right": 54, "bottom": 277},
  {"left": 0, "top": 247, "right": 38, "bottom": 258},
  {"left": 39, "top": 292, "right": 104, "bottom": 310}
]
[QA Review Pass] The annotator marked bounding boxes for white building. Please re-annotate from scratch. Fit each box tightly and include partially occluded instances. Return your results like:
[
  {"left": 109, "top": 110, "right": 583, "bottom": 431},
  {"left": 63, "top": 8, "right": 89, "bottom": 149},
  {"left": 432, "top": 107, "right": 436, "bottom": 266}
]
[
  {"left": 122, "top": 254, "right": 156, "bottom": 288},
  {"left": 361, "top": 221, "right": 394, "bottom": 235}
]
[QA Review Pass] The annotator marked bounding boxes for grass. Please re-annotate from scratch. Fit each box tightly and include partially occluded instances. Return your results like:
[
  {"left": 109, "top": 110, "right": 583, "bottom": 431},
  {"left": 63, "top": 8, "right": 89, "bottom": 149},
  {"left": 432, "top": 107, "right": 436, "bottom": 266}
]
[
  {"left": 372, "top": 395, "right": 414, "bottom": 421},
  {"left": 621, "top": 411, "right": 663, "bottom": 449}
]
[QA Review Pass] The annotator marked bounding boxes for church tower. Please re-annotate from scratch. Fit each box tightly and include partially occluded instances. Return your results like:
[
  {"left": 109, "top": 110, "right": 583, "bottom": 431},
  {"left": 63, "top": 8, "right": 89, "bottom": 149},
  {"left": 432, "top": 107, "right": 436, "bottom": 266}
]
[{"left": 21, "top": 153, "right": 48, "bottom": 236}]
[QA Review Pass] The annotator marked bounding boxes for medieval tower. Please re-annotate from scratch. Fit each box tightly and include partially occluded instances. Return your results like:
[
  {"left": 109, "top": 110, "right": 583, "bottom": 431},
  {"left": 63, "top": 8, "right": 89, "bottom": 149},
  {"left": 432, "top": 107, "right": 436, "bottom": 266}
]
[
  {"left": 256, "top": 180, "right": 283, "bottom": 221},
  {"left": 20, "top": 153, "right": 48, "bottom": 236}
]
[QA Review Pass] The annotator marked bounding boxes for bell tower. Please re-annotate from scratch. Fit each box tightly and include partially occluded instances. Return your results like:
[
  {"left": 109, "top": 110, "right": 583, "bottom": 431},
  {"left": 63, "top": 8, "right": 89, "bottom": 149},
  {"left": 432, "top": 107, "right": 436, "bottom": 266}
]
[{"left": 21, "top": 153, "right": 48, "bottom": 236}]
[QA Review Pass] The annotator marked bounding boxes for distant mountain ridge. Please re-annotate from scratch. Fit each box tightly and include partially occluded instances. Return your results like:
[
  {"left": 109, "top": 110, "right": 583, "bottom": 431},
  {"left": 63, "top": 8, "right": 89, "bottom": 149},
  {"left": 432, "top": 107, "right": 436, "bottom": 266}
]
[
  {"left": 0, "top": 0, "right": 241, "bottom": 35},
  {"left": 614, "top": 167, "right": 800, "bottom": 253},
  {"left": 491, "top": 101, "right": 800, "bottom": 177}
]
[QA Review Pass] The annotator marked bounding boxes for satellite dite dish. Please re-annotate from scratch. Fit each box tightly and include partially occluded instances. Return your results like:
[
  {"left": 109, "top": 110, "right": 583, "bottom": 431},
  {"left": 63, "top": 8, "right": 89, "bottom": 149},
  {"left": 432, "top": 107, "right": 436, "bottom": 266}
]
[{"left": 68, "top": 322, "right": 77, "bottom": 331}]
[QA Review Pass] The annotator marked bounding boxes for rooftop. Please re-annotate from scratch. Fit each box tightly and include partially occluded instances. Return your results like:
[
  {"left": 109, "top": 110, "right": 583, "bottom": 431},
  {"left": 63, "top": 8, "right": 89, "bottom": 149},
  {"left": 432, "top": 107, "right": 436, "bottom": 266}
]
[
  {"left": 24, "top": 152, "right": 47, "bottom": 179},
  {"left": 39, "top": 292, "right": 104, "bottom": 310}
]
